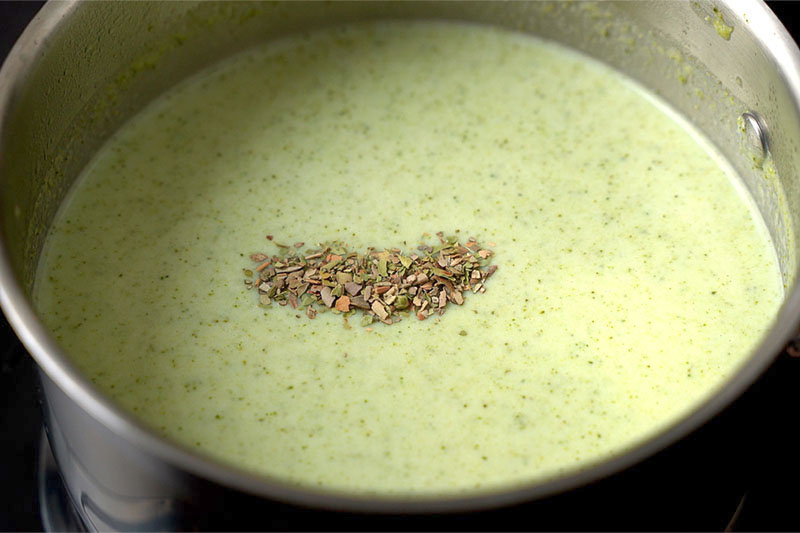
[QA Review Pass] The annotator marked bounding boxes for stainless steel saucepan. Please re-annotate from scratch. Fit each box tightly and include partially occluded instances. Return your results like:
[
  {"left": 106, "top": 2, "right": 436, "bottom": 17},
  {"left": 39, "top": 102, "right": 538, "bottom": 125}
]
[{"left": 2, "top": 1, "right": 800, "bottom": 530}]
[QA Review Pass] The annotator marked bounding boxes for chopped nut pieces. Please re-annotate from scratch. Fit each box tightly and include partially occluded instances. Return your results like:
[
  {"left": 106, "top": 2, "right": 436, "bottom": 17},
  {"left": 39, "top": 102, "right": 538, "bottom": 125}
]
[{"left": 244, "top": 232, "right": 497, "bottom": 327}]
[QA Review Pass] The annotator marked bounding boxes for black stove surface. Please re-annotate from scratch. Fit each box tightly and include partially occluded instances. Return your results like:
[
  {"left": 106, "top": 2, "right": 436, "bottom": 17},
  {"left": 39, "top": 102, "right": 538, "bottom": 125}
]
[{"left": 2, "top": 1, "right": 800, "bottom": 530}]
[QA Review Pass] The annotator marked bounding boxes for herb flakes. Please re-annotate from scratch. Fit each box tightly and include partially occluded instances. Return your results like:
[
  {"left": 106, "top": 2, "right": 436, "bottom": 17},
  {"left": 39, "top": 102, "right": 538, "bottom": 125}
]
[{"left": 245, "top": 233, "right": 497, "bottom": 327}]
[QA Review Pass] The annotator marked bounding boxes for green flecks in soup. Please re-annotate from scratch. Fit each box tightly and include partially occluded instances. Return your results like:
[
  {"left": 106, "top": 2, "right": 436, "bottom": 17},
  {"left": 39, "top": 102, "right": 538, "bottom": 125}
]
[{"left": 35, "top": 21, "right": 782, "bottom": 495}]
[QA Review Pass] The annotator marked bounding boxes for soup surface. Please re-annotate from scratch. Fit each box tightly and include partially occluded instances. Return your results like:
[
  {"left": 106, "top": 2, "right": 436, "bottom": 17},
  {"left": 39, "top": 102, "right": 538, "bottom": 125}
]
[{"left": 35, "top": 21, "right": 782, "bottom": 494}]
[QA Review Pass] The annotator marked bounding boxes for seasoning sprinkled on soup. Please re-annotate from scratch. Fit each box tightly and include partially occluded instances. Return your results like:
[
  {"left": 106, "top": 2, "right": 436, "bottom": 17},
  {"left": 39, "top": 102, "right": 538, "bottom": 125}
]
[
  {"left": 245, "top": 232, "right": 497, "bottom": 326},
  {"left": 35, "top": 21, "right": 782, "bottom": 494}
]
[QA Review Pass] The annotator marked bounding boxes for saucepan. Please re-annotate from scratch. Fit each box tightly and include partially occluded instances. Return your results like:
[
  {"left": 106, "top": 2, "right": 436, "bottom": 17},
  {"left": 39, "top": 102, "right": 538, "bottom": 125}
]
[{"left": 1, "top": 1, "right": 800, "bottom": 530}]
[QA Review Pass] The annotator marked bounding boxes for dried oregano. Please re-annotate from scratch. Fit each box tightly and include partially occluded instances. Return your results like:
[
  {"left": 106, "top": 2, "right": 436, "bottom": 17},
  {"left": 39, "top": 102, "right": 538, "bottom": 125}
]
[{"left": 244, "top": 232, "right": 497, "bottom": 326}]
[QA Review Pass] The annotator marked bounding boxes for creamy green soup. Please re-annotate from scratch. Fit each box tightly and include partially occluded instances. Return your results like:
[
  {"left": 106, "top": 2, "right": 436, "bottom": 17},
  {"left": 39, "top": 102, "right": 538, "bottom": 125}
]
[{"left": 35, "top": 21, "right": 782, "bottom": 495}]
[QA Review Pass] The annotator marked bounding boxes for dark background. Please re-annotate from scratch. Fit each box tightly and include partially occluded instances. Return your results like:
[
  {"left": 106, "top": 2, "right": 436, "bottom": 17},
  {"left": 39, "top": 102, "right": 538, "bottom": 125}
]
[
  {"left": 1, "top": 5, "right": 48, "bottom": 533},
  {"left": 1, "top": 1, "right": 799, "bottom": 531}
]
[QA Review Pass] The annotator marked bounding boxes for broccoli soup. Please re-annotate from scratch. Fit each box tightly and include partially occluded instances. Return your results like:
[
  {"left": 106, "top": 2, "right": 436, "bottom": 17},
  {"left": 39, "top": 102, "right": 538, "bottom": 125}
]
[{"left": 35, "top": 21, "right": 783, "bottom": 494}]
